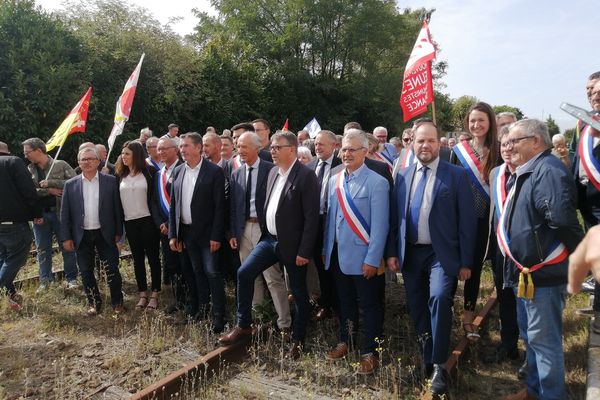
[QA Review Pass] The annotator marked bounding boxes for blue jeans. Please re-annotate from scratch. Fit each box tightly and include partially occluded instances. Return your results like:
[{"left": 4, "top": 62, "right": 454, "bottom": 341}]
[
  {"left": 515, "top": 285, "right": 566, "bottom": 400},
  {"left": 33, "top": 210, "right": 78, "bottom": 282},
  {"left": 179, "top": 226, "right": 225, "bottom": 323},
  {"left": 76, "top": 230, "right": 123, "bottom": 308},
  {"left": 237, "top": 236, "right": 309, "bottom": 342},
  {"left": 0, "top": 223, "right": 32, "bottom": 295}
]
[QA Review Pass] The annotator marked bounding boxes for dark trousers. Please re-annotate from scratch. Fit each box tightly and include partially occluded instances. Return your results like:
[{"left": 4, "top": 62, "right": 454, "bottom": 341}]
[
  {"left": 463, "top": 216, "right": 488, "bottom": 311},
  {"left": 76, "top": 229, "right": 123, "bottom": 308},
  {"left": 313, "top": 214, "right": 337, "bottom": 309},
  {"left": 491, "top": 242, "right": 519, "bottom": 350},
  {"left": 402, "top": 244, "right": 456, "bottom": 365},
  {"left": 331, "top": 245, "right": 383, "bottom": 355},
  {"left": 124, "top": 216, "right": 161, "bottom": 292},
  {"left": 179, "top": 225, "right": 225, "bottom": 323},
  {"left": 237, "top": 235, "right": 310, "bottom": 343},
  {"left": 0, "top": 223, "right": 32, "bottom": 295},
  {"left": 160, "top": 234, "right": 186, "bottom": 306}
]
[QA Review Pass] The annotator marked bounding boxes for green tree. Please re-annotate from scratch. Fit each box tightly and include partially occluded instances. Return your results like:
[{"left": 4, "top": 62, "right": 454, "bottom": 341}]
[
  {"left": 546, "top": 114, "right": 560, "bottom": 137},
  {"left": 450, "top": 95, "right": 478, "bottom": 131},
  {"left": 493, "top": 105, "right": 525, "bottom": 120}
]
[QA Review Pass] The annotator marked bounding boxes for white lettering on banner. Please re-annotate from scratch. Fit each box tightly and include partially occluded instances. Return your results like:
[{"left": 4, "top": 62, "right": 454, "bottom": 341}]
[{"left": 401, "top": 68, "right": 429, "bottom": 94}]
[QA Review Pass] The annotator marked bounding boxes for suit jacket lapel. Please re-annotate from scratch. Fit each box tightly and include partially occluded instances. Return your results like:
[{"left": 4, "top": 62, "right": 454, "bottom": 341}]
[
  {"left": 98, "top": 174, "right": 104, "bottom": 210},
  {"left": 265, "top": 167, "right": 278, "bottom": 208},
  {"left": 351, "top": 169, "right": 368, "bottom": 199},
  {"left": 257, "top": 160, "right": 268, "bottom": 189},
  {"left": 432, "top": 161, "right": 446, "bottom": 203},
  {"left": 192, "top": 161, "right": 208, "bottom": 198},
  {"left": 403, "top": 163, "right": 417, "bottom": 215}
]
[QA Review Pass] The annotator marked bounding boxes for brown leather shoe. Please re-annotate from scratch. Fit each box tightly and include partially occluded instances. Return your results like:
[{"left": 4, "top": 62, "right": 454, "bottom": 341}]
[
  {"left": 357, "top": 354, "right": 379, "bottom": 375},
  {"left": 218, "top": 326, "right": 253, "bottom": 346},
  {"left": 314, "top": 307, "right": 332, "bottom": 322},
  {"left": 285, "top": 342, "right": 302, "bottom": 360},
  {"left": 325, "top": 342, "right": 349, "bottom": 360},
  {"left": 502, "top": 388, "right": 537, "bottom": 400}
]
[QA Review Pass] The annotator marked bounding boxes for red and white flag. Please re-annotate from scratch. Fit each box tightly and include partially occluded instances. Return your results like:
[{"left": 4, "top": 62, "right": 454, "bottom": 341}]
[
  {"left": 400, "top": 22, "right": 436, "bottom": 122},
  {"left": 108, "top": 53, "right": 145, "bottom": 149}
]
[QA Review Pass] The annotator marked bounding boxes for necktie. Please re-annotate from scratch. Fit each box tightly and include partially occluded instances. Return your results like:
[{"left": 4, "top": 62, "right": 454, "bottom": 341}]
[
  {"left": 317, "top": 161, "right": 327, "bottom": 187},
  {"left": 505, "top": 172, "right": 516, "bottom": 193},
  {"left": 408, "top": 166, "right": 428, "bottom": 243},
  {"left": 245, "top": 166, "right": 253, "bottom": 219}
]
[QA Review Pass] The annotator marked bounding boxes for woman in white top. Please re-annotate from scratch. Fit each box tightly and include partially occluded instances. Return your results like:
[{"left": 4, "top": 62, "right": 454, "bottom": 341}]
[{"left": 116, "top": 141, "right": 162, "bottom": 310}]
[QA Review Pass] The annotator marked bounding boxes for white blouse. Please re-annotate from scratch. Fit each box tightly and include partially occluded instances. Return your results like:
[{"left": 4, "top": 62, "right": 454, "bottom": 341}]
[{"left": 120, "top": 173, "right": 151, "bottom": 221}]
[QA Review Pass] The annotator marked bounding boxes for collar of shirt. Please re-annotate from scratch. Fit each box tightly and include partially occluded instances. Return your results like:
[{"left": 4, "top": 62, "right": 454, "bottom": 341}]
[
  {"left": 515, "top": 151, "right": 544, "bottom": 177},
  {"left": 415, "top": 156, "right": 440, "bottom": 173},
  {"left": 185, "top": 159, "right": 202, "bottom": 173},
  {"left": 278, "top": 159, "right": 296, "bottom": 178},
  {"left": 248, "top": 158, "right": 260, "bottom": 170},
  {"left": 344, "top": 163, "right": 367, "bottom": 181},
  {"left": 164, "top": 160, "right": 178, "bottom": 173},
  {"left": 318, "top": 153, "right": 335, "bottom": 166},
  {"left": 81, "top": 171, "right": 99, "bottom": 182}
]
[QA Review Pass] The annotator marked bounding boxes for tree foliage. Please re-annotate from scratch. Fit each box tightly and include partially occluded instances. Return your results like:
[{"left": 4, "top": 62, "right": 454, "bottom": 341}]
[
  {"left": 545, "top": 114, "right": 560, "bottom": 137},
  {"left": 493, "top": 105, "right": 524, "bottom": 120}
]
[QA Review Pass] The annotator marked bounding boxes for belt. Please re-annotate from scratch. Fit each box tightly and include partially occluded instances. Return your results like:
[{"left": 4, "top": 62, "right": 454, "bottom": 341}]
[
  {"left": 408, "top": 243, "right": 432, "bottom": 248},
  {"left": 246, "top": 217, "right": 258, "bottom": 223}
]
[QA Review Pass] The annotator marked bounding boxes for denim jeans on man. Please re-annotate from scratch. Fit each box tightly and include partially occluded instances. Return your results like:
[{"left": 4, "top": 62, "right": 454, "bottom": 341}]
[
  {"left": 33, "top": 210, "right": 78, "bottom": 282},
  {"left": 514, "top": 285, "right": 566, "bottom": 400},
  {"left": 0, "top": 223, "right": 32, "bottom": 295}
]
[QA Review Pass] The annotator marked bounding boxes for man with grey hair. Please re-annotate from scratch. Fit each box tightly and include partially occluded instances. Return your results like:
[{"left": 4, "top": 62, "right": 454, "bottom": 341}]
[
  {"left": 94, "top": 144, "right": 116, "bottom": 175},
  {"left": 22, "top": 137, "right": 78, "bottom": 291},
  {"left": 139, "top": 127, "right": 152, "bottom": 145},
  {"left": 501, "top": 119, "right": 583, "bottom": 400},
  {"left": 551, "top": 133, "right": 569, "bottom": 168},
  {"left": 144, "top": 137, "right": 164, "bottom": 171},
  {"left": 496, "top": 112, "right": 517, "bottom": 130},
  {"left": 60, "top": 146, "right": 124, "bottom": 316},
  {"left": 373, "top": 126, "right": 398, "bottom": 161},
  {"left": 220, "top": 131, "right": 319, "bottom": 360}
]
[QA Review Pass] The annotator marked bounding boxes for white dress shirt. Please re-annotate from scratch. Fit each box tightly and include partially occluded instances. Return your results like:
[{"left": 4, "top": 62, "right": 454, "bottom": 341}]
[
  {"left": 82, "top": 172, "right": 101, "bottom": 230},
  {"left": 266, "top": 160, "right": 296, "bottom": 236},
  {"left": 316, "top": 154, "right": 334, "bottom": 214},
  {"left": 120, "top": 173, "right": 151, "bottom": 221},
  {"left": 181, "top": 160, "right": 202, "bottom": 225},
  {"left": 246, "top": 158, "right": 260, "bottom": 218},
  {"left": 409, "top": 157, "right": 440, "bottom": 244}
]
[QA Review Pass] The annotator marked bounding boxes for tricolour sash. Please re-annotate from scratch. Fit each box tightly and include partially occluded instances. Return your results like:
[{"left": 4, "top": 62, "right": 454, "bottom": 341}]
[
  {"left": 496, "top": 184, "right": 568, "bottom": 299},
  {"left": 491, "top": 163, "right": 508, "bottom": 220},
  {"left": 157, "top": 167, "right": 171, "bottom": 216},
  {"left": 232, "top": 154, "right": 242, "bottom": 170},
  {"left": 400, "top": 149, "right": 416, "bottom": 169},
  {"left": 578, "top": 125, "right": 600, "bottom": 191},
  {"left": 146, "top": 157, "right": 160, "bottom": 171},
  {"left": 374, "top": 151, "right": 394, "bottom": 172},
  {"left": 452, "top": 141, "right": 489, "bottom": 200},
  {"left": 335, "top": 172, "right": 370, "bottom": 244}
]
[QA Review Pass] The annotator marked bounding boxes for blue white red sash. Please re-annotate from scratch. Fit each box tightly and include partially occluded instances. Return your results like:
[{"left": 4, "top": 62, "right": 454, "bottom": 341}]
[
  {"left": 578, "top": 125, "right": 600, "bottom": 191},
  {"left": 232, "top": 154, "right": 243, "bottom": 170},
  {"left": 374, "top": 152, "right": 393, "bottom": 172},
  {"left": 452, "top": 142, "right": 489, "bottom": 200},
  {"left": 496, "top": 185, "right": 568, "bottom": 274},
  {"left": 157, "top": 167, "right": 171, "bottom": 216},
  {"left": 146, "top": 157, "right": 160, "bottom": 171},
  {"left": 491, "top": 163, "right": 508, "bottom": 220},
  {"left": 335, "top": 172, "right": 370, "bottom": 244},
  {"left": 400, "top": 149, "right": 416, "bottom": 169}
]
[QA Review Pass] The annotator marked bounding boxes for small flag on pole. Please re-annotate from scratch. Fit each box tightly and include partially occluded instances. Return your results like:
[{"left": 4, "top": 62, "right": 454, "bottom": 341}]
[
  {"left": 108, "top": 53, "right": 145, "bottom": 149},
  {"left": 303, "top": 117, "right": 321, "bottom": 138},
  {"left": 46, "top": 87, "right": 92, "bottom": 152},
  {"left": 282, "top": 118, "right": 289, "bottom": 131},
  {"left": 400, "top": 22, "right": 436, "bottom": 122}
]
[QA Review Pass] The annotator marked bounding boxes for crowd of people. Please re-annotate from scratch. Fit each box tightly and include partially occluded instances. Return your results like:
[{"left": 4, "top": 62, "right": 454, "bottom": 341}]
[{"left": 2, "top": 72, "right": 600, "bottom": 399}]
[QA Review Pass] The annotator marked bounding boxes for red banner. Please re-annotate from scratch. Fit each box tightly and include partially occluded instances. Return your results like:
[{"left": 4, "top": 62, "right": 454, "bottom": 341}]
[{"left": 400, "top": 22, "right": 436, "bottom": 122}]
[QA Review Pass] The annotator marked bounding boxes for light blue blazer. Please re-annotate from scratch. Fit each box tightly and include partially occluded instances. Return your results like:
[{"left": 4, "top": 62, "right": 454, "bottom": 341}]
[{"left": 322, "top": 165, "right": 389, "bottom": 275}]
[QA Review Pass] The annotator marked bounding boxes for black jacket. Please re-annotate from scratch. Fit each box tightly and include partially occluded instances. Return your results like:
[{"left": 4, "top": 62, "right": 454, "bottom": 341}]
[
  {"left": 503, "top": 150, "right": 583, "bottom": 288},
  {"left": 0, "top": 154, "right": 41, "bottom": 222}
]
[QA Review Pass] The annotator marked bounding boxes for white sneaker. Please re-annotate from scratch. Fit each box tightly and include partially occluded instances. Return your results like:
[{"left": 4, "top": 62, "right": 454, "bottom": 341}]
[{"left": 64, "top": 280, "right": 79, "bottom": 290}]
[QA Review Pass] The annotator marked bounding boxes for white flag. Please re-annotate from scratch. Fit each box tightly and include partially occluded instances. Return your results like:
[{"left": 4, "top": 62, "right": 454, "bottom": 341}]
[{"left": 303, "top": 117, "right": 322, "bottom": 138}]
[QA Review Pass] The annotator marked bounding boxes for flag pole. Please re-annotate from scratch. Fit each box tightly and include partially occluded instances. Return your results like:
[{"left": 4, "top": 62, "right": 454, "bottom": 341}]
[
  {"left": 431, "top": 98, "right": 437, "bottom": 125},
  {"left": 45, "top": 142, "right": 65, "bottom": 178}
]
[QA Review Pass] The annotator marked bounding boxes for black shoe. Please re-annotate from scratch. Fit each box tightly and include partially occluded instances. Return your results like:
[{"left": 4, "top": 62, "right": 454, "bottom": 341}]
[
  {"left": 430, "top": 364, "right": 448, "bottom": 395},
  {"left": 484, "top": 345, "right": 519, "bottom": 363},
  {"left": 517, "top": 359, "right": 528, "bottom": 381},
  {"left": 212, "top": 319, "right": 225, "bottom": 334},
  {"left": 421, "top": 362, "right": 433, "bottom": 379}
]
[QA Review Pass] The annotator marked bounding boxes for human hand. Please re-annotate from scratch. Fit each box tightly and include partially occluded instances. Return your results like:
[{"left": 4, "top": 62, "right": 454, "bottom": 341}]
[
  {"left": 362, "top": 263, "right": 377, "bottom": 279},
  {"left": 229, "top": 238, "right": 238, "bottom": 250},
  {"left": 210, "top": 240, "right": 221, "bottom": 253},
  {"left": 296, "top": 256, "right": 309, "bottom": 266},
  {"left": 63, "top": 240, "right": 74, "bottom": 252},
  {"left": 568, "top": 226, "right": 600, "bottom": 293},
  {"left": 386, "top": 257, "right": 400, "bottom": 272},
  {"left": 458, "top": 267, "right": 471, "bottom": 281}
]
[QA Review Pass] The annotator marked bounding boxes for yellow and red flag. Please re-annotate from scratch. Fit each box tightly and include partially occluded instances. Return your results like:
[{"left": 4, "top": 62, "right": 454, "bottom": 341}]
[
  {"left": 46, "top": 87, "right": 92, "bottom": 152},
  {"left": 282, "top": 118, "right": 289, "bottom": 131}
]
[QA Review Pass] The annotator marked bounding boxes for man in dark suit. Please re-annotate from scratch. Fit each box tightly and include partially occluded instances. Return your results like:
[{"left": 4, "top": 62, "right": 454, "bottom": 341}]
[
  {"left": 307, "top": 130, "right": 341, "bottom": 320},
  {"left": 219, "top": 131, "right": 320, "bottom": 359},
  {"left": 150, "top": 137, "right": 184, "bottom": 311},
  {"left": 228, "top": 131, "right": 291, "bottom": 334},
  {"left": 386, "top": 120, "right": 476, "bottom": 396},
  {"left": 168, "top": 132, "right": 227, "bottom": 332},
  {"left": 60, "top": 147, "right": 124, "bottom": 316}
]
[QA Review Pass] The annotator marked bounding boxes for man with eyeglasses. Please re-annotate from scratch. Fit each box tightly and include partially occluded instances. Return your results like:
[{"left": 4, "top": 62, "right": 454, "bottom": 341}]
[
  {"left": 60, "top": 147, "right": 125, "bottom": 316},
  {"left": 501, "top": 119, "right": 583, "bottom": 400},
  {"left": 145, "top": 137, "right": 164, "bottom": 171},
  {"left": 252, "top": 119, "right": 274, "bottom": 162},
  {"left": 151, "top": 138, "right": 184, "bottom": 310},
  {"left": 219, "top": 131, "right": 319, "bottom": 360}
]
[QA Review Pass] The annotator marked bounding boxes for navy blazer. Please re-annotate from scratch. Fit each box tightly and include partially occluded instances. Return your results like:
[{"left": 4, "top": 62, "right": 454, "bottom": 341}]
[
  {"left": 388, "top": 159, "right": 477, "bottom": 276},
  {"left": 168, "top": 160, "right": 226, "bottom": 244},
  {"left": 60, "top": 173, "right": 123, "bottom": 249},
  {"left": 260, "top": 161, "right": 320, "bottom": 265},
  {"left": 229, "top": 158, "right": 274, "bottom": 241}
]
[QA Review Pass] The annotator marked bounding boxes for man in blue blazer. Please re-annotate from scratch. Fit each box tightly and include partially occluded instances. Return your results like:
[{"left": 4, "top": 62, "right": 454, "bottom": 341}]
[
  {"left": 60, "top": 147, "right": 124, "bottom": 316},
  {"left": 386, "top": 120, "right": 476, "bottom": 396},
  {"left": 227, "top": 131, "right": 291, "bottom": 334},
  {"left": 322, "top": 130, "right": 389, "bottom": 375},
  {"left": 168, "top": 132, "right": 227, "bottom": 333}
]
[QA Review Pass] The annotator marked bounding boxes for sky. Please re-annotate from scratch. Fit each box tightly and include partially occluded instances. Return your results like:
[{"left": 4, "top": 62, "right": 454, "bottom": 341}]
[{"left": 36, "top": 0, "right": 596, "bottom": 131}]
